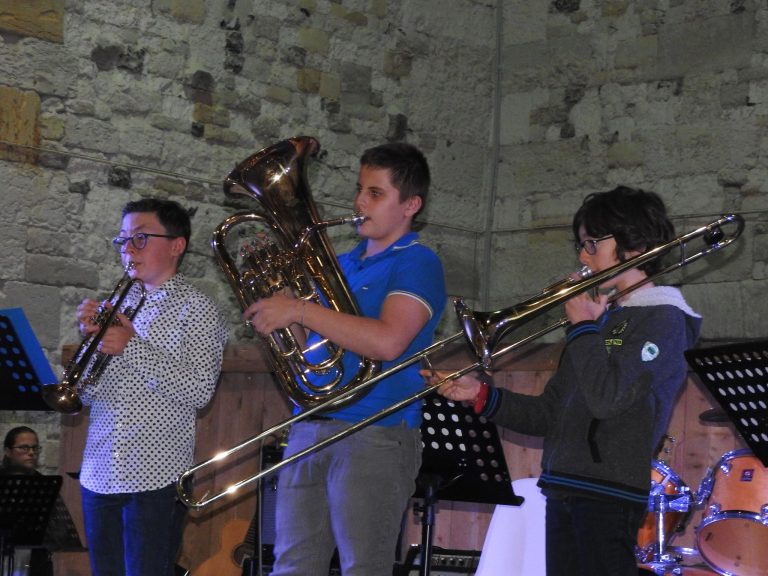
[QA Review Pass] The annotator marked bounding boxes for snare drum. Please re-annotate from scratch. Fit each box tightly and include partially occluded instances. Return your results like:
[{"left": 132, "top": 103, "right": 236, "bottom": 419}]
[
  {"left": 696, "top": 449, "right": 768, "bottom": 576},
  {"left": 636, "top": 460, "right": 693, "bottom": 563}
]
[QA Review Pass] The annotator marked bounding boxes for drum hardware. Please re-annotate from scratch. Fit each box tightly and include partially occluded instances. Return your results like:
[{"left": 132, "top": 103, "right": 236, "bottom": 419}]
[
  {"left": 698, "top": 409, "right": 730, "bottom": 425},
  {"left": 649, "top": 483, "right": 693, "bottom": 565},
  {"left": 640, "top": 448, "right": 768, "bottom": 575},
  {"left": 637, "top": 461, "right": 701, "bottom": 573}
]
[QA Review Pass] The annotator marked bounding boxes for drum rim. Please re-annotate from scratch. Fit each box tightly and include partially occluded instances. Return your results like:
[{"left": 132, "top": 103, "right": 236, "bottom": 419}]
[
  {"left": 713, "top": 447, "right": 757, "bottom": 469},
  {"left": 696, "top": 511, "right": 768, "bottom": 576}
]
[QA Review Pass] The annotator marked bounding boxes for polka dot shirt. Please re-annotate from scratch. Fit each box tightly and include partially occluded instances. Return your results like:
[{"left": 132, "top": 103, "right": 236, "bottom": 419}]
[{"left": 79, "top": 273, "right": 228, "bottom": 494}]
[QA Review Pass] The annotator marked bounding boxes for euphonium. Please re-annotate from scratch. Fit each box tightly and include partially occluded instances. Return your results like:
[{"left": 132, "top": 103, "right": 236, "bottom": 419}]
[
  {"left": 41, "top": 265, "right": 146, "bottom": 414},
  {"left": 212, "top": 136, "right": 379, "bottom": 411}
]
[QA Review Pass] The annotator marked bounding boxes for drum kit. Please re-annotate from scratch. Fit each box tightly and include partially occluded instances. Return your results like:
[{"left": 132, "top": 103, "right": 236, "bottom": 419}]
[{"left": 636, "top": 446, "right": 768, "bottom": 576}]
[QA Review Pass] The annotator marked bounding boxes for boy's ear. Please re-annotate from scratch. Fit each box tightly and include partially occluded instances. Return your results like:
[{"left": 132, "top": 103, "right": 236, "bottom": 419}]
[
  {"left": 171, "top": 237, "right": 187, "bottom": 259},
  {"left": 405, "top": 195, "right": 422, "bottom": 216}
]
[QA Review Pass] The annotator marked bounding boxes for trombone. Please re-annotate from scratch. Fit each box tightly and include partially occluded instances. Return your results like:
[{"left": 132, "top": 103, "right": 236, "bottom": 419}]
[{"left": 176, "top": 213, "right": 744, "bottom": 509}]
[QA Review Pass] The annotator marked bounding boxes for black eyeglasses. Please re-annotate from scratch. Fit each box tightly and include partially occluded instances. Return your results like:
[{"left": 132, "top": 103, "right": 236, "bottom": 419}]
[
  {"left": 112, "top": 233, "right": 177, "bottom": 252},
  {"left": 12, "top": 444, "right": 42, "bottom": 454},
  {"left": 575, "top": 234, "right": 614, "bottom": 255}
]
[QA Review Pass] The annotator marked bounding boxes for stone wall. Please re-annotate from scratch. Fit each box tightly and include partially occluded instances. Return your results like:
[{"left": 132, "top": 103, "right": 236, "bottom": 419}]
[
  {"left": 1, "top": 0, "right": 767, "bottom": 466},
  {"left": 491, "top": 1, "right": 768, "bottom": 340}
]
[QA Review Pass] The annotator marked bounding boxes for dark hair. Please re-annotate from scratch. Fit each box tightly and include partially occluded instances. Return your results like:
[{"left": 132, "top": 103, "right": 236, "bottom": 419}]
[
  {"left": 572, "top": 186, "right": 675, "bottom": 276},
  {"left": 360, "top": 143, "right": 430, "bottom": 214},
  {"left": 122, "top": 198, "right": 191, "bottom": 262},
  {"left": 2, "top": 426, "right": 37, "bottom": 467}
]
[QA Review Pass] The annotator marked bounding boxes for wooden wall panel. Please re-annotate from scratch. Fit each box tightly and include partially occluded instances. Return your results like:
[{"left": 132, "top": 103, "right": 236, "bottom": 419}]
[{"left": 55, "top": 343, "right": 747, "bottom": 574}]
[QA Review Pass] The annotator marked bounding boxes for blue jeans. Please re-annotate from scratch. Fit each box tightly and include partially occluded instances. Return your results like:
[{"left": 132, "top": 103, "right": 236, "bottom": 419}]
[
  {"left": 81, "top": 484, "right": 186, "bottom": 576},
  {"left": 545, "top": 494, "right": 646, "bottom": 576},
  {"left": 271, "top": 420, "right": 421, "bottom": 576}
]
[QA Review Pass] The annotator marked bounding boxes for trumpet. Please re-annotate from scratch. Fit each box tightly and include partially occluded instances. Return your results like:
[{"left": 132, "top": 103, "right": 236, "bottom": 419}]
[
  {"left": 176, "top": 213, "right": 744, "bottom": 509},
  {"left": 42, "top": 264, "right": 146, "bottom": 414}
]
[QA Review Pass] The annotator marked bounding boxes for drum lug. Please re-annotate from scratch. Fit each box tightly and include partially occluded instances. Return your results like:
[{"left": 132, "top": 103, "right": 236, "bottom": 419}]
[
  {"left": 762, "top": 504, "right": 768, "bottom": 523},
  {"left": 719, "top": 461, "right": 732, "bottom": 474},
  {"left": 708, "top": 502, "right": 721, "bottom": 515}
]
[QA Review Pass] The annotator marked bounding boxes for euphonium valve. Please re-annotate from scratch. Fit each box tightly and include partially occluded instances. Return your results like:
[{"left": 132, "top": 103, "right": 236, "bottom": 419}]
[{"left": 41, "top": 265, "right": 146, "bottom": 414}]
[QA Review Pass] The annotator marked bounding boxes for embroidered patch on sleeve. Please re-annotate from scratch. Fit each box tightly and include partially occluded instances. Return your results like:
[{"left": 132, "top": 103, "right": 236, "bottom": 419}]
[{"left": 641, "top": 341, "right": 659, "bottom": 362}]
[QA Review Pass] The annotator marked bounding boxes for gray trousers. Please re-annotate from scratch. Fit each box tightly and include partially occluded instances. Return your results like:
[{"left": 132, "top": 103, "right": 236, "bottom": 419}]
[{"left": 271, "top": 419, "right": 421, "bottom": 576}]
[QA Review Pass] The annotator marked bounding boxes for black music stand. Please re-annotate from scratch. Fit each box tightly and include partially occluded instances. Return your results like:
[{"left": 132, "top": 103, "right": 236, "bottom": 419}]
[
  {"left": 0, "top": 308, "right": 56, "bottom": 411},
  {"left": 45, "top": 493, "right": 85, "bottom": 553},
  {"left": 685, "top": 340, "right": 768, "bottom": 466},
  {"left": 405, "top": 393, "right": 521, "bottom": 576},
  {"left": 0, "top": 475, "right": 62, "bottom": 576}
]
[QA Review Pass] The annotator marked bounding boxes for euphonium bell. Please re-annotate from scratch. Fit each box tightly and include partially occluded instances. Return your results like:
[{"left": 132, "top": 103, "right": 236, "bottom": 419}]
[
  {"left": 212, "top": 136, "right": 379, "bottom": 411},
  {"left": 42, "top": 265, "right": 146, "bottom": 414}
]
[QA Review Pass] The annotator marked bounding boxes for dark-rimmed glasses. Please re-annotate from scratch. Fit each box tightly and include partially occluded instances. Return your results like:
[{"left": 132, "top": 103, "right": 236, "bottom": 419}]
[
  {"left": 112, "top": 233, "right": 177, "bottom": 252},
  {"left": 12, "top": 444, "right": 42, "bottom": 454},
  {"left": 575, "top": 234, "right": 614, "bottom": 255}
]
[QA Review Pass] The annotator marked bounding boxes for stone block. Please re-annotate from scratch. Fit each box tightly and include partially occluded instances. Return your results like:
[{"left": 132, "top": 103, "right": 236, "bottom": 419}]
[
  {"left": 319, "top": 73, "right": 341, "bottom": 100},
  {"left": 25, "top": 254, "right": 99, "bottom": 290},
  {"left": 39, "top": 114, "right": 64, "bottom": 140},
  {"left": 63, "top": 117, "right": 120, "bottom": 154},
  {"left": 607, "top": 141, "right": 644, "bottom": 168},
  {"left": 193, "top": 103, "right": 231, "bottom": 127},
  {"left": 0, "top": 86, "right": 41, "bottom": 164},
  {"left": 384, "top": 50, "right": 412, "bottom": 79},
  {"left": 265, "top": 85, "right": 293, "bottom": 105},
  {"left": 298, "top": 28, "right": 330, "bottom": 55},
  {"left": 0, "top": 223, "right": 26, "bottom": 281},
  {"left": 657, "top": 13, "right": 753, "bottom": 78},
  {"left": 0, "top": 0, "right": 64, "bottom": 43},
  {"left": 155, "top": 0, "right": 206, "bottom": 24},
  {"left": 202, "top": 124, "right": 242, "bottom": 146},
  {"left": 297, "top": 68, "right": 322, "bottom": 94},
  {"left": 329, "top": 4, "right": 367, "bottom": 26}
]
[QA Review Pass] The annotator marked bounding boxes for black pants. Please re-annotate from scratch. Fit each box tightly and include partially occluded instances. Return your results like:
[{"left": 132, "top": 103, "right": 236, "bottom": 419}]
[{"left": 546, "top": 495, "right": 646, "bottom": 576}]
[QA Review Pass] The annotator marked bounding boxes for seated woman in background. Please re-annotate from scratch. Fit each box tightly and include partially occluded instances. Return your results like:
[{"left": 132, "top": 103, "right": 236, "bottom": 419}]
[
  {"left": 1, "top": 426, "right": 53, "bottom": 576},
  {"left": 2, "top": 426, "right": 42, "bottom": 474}
]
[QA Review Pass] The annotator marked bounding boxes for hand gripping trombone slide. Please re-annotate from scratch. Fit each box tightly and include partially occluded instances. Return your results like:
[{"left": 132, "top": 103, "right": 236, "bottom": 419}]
[{"left": 176, "top": 214, "right": 744, "bottom": 510}]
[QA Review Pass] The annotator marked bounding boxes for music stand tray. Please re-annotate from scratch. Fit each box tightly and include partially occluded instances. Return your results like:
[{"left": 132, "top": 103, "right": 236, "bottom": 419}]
[
  {"left": 404, "top": 394, "right": 520, "bottom": 576},
  {"left": 685, "top": 340, "right": 768, "bottom": 467},
  {"left": 0, "top": 475, "right": 62, "bottom": 548},
  {"left": 416, "top": 392, "right": 521, "bottom": 506}
]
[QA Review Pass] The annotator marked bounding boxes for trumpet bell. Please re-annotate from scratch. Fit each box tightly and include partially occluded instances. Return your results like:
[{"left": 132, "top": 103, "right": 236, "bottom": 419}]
[{"left": 41, "top": 383, "right": 82, "bottom": 414}]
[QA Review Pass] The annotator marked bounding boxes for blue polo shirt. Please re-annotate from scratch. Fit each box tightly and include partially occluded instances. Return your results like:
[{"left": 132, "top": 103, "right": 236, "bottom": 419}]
[{"left": 302, "top": 232, "right": 446, "bottom": 427}]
